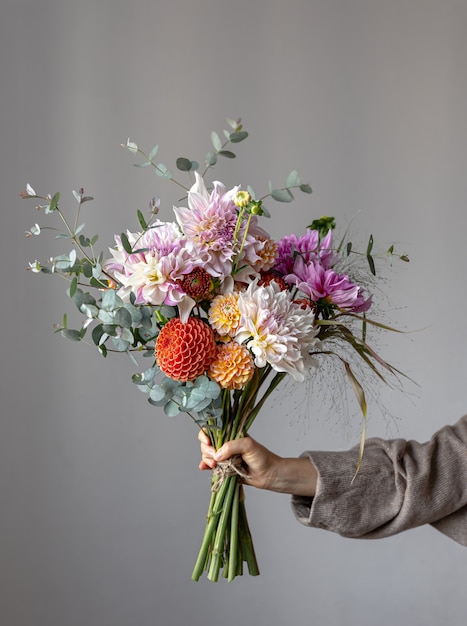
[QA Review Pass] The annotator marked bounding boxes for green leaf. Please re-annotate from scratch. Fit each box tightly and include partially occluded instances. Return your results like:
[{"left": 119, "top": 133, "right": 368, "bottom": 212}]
[
  {"left": 229, "top": 131, "right": 248, "bottom": 143},
  {"left": 176, "top": 157, "right": 194, "bottom": 171},
  {"left": 299, "top": 183, "right": 313, "bottom": 194},
  {"left": 120, "top": 232, "right": 133, "bottom": 254},
  {"left": 218, "top": 150, "right": 236, "bottom": 159},
  {"left": 155, "top": 163, "right": 173, "bottom": 179},
  {"left": 164, "top": 400, "right": 180, "bottom": 417},
  {"left": 92, "top": 324, "right": 105, "bottom": 346},
  {"left": 205, "top": 151, "right": 217, "bottom": 166},
  {"left": 69, "top": 276, "right": 78, "bottom": 298},
  {"left": 133, "top": 161, "right": 151, "bottom": 168},
  {"left": 367, "top": 254, "right": 376, "bottom": 276},
  {"left": 366, "top": 234, "right": 374, "bottom": 256},
  {"left": 101, "top": 289, "right": 122, "bottom": 311},
  {"left": 137, "top": 210, "right": 147, "bottom": 230},
  {"left": 148, "top": 145, "right": 159, "bottom": 161},
  {"left": 114, "top": 307, "right": 133, "bottom": 328},
  {"left": 92, "top": 262, "right": 102, "bottom": 280},
  {"left": 61, "top": 329, "right": 82, "bottom": 341},
  {"left": 211, "top": 131, "right": 222, "bottom": 151},
  {"left": 286, "top": 170, "right": 300, "bottom": 188},
  {"left": 149, "top": 385, "right": 166, "bottom": 402},
  {"left": 346, "top": 241, "right": 352, "bottom": 256},
  {"left": 49, "top": 192, "right": 60, "bottom": 212},
  {"left": 271, "top": 188, "right": 294, "bottom": 202}
]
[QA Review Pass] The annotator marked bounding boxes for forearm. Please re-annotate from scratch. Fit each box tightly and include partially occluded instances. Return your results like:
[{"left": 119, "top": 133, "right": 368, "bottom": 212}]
[
  {"left": 267, "top": 456, "right": 317, "bottom": 497},
  {"left": 292, "top": 416, "right": 467, "bottom": 546}
]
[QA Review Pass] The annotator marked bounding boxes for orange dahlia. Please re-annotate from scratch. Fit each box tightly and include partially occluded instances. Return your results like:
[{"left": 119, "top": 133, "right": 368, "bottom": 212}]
[
  {"left": 155, "top": 317, "right": 216, "bottom": 382},
  {"left": 208, "top": 292, "right": 241, "bottom": 337},
  {"left": 208, "top": 342, "right": 255, "bottom": 390}
]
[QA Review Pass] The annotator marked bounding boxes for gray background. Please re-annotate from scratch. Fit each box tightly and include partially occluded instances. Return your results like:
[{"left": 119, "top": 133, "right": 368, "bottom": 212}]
[{"left": 2, "top": 1, "right": 466, "bottom": 625}]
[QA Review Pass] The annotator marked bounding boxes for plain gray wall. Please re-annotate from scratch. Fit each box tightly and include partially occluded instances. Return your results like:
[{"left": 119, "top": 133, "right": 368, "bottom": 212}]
[{"left": 2, "top": 1, "right": 466, "bottom": 625}]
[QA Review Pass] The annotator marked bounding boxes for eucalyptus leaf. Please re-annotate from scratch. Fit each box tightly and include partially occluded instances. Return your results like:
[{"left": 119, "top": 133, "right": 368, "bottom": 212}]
[
  {"left": 149, "top": 385, "right": 167, "bottom": 402},
  {"left": 114, "top": 307, "right": 133, "bottom": 328},
  {"left": 271, "top": 188, "right": 294, "bottom": 202},
  {"left": 286, "top": 170, "right": 300, "bottom": 188},
  {"left": 101, "top": 289, "right": 123, "bottom": 311},
  {"left": 111, "top": 336, "right": 131, "bottom": 351},
  {"left": 211, "top": 131, "right": 222, "bottom": 151},
  {"left": 61, "top": 329, "right": 82, "bottom": 341},
  {"left": 205, "top": 152, "right": 217, "bottom": 166},
  {"left": 69, "top": 276, "right": 78, "bottom": 298},
  {"left": 176, "top": 157, "right": 193, "bottom": 171},
  {"left": 229, "top": 131, "right": 248, "bottom": 143},
  {"left": 92, "top": 262, "right": 102, "bottom": 280},
  {"left": 164, "top": 400, "right": 180, "bottom": 417},
  {"left": 92, "top": 324, "right": 105, "bottom": 346},
  {"left": 148, "top": 145, "right": 159, "bottom": 161},
  {"left": 299, "top": 183, "right": 313, "bottom": 194},
  {"left": 218, "top": 150, "right": 236, "bottom": 159},
  {"left": 80, "top": 303, "right": 99, "bottom": 318}
]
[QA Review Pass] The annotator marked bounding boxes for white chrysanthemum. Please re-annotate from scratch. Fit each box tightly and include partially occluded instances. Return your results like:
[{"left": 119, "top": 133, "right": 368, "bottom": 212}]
[{"left": 234, "top": 280, "right": 319, "bottom": 382}]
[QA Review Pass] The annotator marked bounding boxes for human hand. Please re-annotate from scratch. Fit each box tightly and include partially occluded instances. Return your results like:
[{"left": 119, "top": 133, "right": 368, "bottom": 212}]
[{"left": 198, "top": 430, "right": 317, "bottom": 497}]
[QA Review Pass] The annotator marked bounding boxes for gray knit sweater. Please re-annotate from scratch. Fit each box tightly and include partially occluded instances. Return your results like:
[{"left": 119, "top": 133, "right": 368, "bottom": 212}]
[{"left": 291, "top": 415, "right": 467, "bottom": 546}]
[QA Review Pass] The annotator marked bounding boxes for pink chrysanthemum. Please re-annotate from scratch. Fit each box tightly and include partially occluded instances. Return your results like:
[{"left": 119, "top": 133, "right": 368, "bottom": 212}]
[
  {"left": 208, "top": 342, "right": 255, "bottom": 390},
  {"left": 286, "top": 256, "right": 372, "bottom": 313},
  {"left": 274, "top": 229, "right": 335, "bottom": 275},
  {"left": 155, "top": 317, "right": 216, "bottom": 382},
  {"left": 208, "top": 292, "right": 241, "bottom": 337}
]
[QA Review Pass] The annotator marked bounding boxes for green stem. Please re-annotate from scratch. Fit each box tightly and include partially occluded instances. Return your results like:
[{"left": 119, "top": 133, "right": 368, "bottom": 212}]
[
  {"left": 227, "top": 480, "right": 241, "bottom": 582},
  {"left": 207, "top": 476, "right": 237, "bottom": 582},
  {"left": 191, "top": 476, "right": 230, "bottom": 582}
]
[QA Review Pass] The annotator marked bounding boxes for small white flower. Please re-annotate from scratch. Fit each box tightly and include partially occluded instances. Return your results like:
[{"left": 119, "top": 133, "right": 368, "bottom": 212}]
[
  {"left": 26, "top": 183, "right": 36, "bottom": 196},
  {"left": 25, "top": 223, "right": 41, "bottom": 237},
  {"left": 28, "top": 260, "right": 41, "bottom": 273}
]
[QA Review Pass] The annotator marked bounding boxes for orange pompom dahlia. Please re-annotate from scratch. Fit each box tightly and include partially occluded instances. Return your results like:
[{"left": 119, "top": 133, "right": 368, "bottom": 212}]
[
  {"left": 155, "top": 317, "right": 216, "bottom": 382},
  {"left": 208, "top": 342, "right": 255, "bottom": 390}
]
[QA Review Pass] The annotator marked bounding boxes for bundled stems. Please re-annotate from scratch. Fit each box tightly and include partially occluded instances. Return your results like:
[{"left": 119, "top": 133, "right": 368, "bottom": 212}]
[{"left": 191, "top": 368, "right": 282, "bottom": 582}]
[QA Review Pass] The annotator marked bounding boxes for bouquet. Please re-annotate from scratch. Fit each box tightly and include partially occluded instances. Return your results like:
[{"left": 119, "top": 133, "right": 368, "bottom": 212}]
[{"left": 23, "top": 118, "right": 408, "bottom": 582}]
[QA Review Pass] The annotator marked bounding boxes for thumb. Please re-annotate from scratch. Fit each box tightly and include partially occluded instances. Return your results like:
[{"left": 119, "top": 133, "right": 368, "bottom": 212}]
[{"left": 214, "top": 437, "right": 253, "bottom": 461}]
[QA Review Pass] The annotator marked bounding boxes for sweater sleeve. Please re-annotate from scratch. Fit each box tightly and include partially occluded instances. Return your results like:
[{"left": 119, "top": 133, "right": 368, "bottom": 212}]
[{"left": 291, "top": 415, "right": 467, "bottom": 546}]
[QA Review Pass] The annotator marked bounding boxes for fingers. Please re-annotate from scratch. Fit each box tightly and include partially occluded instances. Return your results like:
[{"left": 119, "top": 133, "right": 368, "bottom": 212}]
[{"left": 198, "top": 428, "right": 216, "bottom": 470}]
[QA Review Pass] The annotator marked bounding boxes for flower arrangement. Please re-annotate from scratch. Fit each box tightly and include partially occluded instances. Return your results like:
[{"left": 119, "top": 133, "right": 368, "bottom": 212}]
[{"left": 23, "top": 118, "right": 409, "bottom": 582}]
